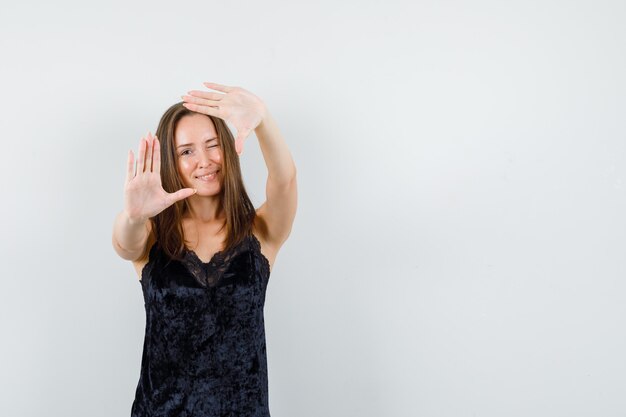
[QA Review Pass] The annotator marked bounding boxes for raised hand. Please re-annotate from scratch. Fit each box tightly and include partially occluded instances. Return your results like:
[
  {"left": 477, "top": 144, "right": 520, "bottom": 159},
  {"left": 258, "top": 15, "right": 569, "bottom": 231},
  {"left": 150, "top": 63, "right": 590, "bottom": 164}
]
[
  {"left": 181, "top": 82, "right": 267, "bottom": 155},
  {"left": 124, "top": 132, "right": 197, "bottom": 223}
]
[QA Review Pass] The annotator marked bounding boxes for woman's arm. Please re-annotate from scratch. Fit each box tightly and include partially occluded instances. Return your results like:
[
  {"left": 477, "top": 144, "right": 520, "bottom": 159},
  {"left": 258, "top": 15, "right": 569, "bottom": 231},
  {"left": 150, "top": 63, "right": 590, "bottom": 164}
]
[
  {"left": 112, "top": 211, "right": 150, "bottom": 261},
  {"left": 254, "top": 108, "right": 298, "bottom": 248},
  {"left": 182, "top": 83, "right": 298, "bottom": 248},
  {"left": 112, "top": 132, "right": 196, "bottom": 261}
]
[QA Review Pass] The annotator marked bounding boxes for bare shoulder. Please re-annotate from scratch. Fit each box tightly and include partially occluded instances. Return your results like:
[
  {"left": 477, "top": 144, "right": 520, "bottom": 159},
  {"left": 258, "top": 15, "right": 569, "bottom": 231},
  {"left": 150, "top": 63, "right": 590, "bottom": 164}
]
[{"left": 131, "top": 221, "right": 157, "bottom": 280}]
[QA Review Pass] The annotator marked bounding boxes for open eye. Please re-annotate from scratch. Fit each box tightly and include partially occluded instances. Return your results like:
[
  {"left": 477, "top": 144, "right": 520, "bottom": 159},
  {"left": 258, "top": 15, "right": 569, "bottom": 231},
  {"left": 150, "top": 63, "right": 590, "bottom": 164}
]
[{"left": 181, "top": 149, "right": 192, "bottom": 156}]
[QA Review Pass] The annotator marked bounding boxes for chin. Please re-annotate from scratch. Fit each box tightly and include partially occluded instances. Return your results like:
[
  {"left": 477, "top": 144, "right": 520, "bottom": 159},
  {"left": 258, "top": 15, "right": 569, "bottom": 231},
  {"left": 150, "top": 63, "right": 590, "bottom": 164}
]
[{"left": 195, "top": 187, "right": 221, "bottom": 196}]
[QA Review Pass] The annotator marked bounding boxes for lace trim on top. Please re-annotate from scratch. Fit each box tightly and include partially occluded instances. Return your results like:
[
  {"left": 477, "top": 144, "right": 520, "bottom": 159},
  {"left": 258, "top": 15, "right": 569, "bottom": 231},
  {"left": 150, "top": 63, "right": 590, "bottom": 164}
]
[{"left": 180, "top": 233, "right": 269, "bottom": 288}]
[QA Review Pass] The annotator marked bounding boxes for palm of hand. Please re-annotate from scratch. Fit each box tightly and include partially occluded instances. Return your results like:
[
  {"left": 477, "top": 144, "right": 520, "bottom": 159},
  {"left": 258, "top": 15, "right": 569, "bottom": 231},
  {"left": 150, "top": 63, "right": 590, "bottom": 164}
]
[
  {"left": 124, "top": 168, "right": 168, "bottom": 221},
  {"left": 124, "top": 132, "right": 196, "bottom": 223},
  {"left": 183, "top": 82, "right": 267, "bottom": 155}
]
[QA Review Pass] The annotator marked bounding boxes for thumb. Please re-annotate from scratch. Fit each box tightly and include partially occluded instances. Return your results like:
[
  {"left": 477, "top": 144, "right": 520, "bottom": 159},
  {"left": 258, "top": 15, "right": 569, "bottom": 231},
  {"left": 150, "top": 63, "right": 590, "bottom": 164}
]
[
  {"left": 235, "top": 134, "right": 247, "bottom": 156},
  {"left": 168, "top": 188, "right": 197, "bottom": 205}
]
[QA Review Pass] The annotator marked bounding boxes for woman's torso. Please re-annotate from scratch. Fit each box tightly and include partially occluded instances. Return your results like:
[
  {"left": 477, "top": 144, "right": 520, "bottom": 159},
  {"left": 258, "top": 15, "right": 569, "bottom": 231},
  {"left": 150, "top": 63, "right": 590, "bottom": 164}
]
[{"left": 130, "top": 220, "right": 273, "bottom": 416}]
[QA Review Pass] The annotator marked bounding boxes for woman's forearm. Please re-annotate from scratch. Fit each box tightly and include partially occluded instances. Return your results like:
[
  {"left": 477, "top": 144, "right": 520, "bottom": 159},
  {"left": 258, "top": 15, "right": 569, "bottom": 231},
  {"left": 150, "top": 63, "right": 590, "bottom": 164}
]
[
  {"left": 254, "top": 109, "right": 297, "bottom": 185},
  {"left": 112, "top": 210, "right": 149, "bottom": 256}
]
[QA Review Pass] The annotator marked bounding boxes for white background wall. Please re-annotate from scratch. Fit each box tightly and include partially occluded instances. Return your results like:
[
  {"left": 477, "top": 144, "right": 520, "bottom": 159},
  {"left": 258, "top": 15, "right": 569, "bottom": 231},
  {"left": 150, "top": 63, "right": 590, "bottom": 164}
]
[{"left": 1, "top": 0, "right": 624, "bottom": 416}]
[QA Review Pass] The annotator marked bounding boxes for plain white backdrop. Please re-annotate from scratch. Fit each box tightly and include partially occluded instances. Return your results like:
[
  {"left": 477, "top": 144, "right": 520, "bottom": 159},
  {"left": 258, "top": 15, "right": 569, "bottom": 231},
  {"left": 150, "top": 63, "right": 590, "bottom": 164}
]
[{"left": 1, "top": 0, "right": 625, "bottom": 416}]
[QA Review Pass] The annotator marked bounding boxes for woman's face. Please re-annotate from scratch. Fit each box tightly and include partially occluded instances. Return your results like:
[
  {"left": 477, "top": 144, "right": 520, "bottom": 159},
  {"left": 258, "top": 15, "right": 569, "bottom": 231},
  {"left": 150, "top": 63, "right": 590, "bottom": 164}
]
[{"left": 174, "top": 113, "right": 223, "bottom": 195}]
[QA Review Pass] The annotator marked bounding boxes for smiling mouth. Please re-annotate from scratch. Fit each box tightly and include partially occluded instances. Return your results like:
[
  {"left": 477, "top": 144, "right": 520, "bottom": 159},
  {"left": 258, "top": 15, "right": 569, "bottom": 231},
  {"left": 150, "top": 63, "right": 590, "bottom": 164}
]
[{"left": 195, "top": 170, "right": 219, "bottom": 181}]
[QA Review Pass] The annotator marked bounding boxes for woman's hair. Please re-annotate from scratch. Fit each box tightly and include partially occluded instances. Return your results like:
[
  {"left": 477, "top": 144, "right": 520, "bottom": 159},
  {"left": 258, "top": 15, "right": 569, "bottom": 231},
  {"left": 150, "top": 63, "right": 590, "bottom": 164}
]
[{"left": 149, "top": 101, "right": 256, "bottom": 261}]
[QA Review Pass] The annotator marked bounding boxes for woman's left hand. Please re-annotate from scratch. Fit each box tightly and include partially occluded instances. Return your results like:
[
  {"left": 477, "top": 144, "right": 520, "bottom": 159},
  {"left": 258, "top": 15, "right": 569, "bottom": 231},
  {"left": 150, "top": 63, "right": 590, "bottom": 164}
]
[{"left": 182, "top": 82, "right": 267, "bottom": 155}]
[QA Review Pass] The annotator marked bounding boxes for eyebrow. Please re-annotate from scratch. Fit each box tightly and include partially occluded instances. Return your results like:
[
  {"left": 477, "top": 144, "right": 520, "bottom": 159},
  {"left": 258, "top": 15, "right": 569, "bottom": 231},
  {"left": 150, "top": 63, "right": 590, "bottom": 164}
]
[{"left": 176, "top": 137, "right": 218, "bottom": 148}]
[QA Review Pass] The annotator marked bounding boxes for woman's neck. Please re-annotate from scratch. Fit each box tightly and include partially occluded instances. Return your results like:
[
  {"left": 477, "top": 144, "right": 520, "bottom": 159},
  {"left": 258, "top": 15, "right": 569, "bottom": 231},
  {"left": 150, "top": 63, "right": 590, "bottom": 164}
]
[{"left": 185, "top": 195, "right": 224, "bottom": 224}]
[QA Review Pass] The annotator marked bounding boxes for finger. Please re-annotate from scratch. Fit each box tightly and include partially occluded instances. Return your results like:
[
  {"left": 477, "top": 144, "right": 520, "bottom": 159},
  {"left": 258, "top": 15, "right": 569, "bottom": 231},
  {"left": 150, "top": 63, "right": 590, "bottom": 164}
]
[
  {"left": 167, "top": 188, "right": 197, "bottom": 205},
  {"left": 236, "top": 127, "right": 251, "bottom": 143},
  {"left": 137, "top": 137, "right": 146, "bottom": 174},
  {"left": 182, "top": 102, "right": 221, "bottom": 118},
  {"left": 145, "top": 132, "right": 154, "bottom": 172},
  {"left": 185, "top": 91, "right": 224, "bottom": 101},
  {"left": 153, "top": 135, "right": 161, "bottom": 174},
  {"left": 126, "top": 149, "right": 135, "bottom": 183},
  {"left": 181, "top": 95, "right": 221, "bottom": 108},
  {"left": 203, "top": 82, "right": 233, "bottom": 93}
]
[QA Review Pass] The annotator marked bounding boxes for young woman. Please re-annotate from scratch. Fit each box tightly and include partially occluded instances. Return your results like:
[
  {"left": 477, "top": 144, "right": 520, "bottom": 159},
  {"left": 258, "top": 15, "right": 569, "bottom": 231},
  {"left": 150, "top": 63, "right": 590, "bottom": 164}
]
[{"left": 112, "top": 82, "right": 297, "bottom": 416}]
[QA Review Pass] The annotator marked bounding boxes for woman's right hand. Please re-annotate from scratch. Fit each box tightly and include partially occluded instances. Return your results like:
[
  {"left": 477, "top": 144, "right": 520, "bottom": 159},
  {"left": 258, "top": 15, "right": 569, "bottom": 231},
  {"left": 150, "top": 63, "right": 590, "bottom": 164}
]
[{"left": 124, "top": 132, "right": 196, "bottom": 223}]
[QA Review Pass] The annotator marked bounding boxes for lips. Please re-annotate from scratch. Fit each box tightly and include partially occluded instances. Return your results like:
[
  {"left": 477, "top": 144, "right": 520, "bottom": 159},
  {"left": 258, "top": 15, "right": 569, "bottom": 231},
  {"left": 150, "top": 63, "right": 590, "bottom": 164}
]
[
  {"left": 195, "top": 169, "right": 219, "bottom": 177},
  {"left": 195, "top": 170, "right": 219, "bottom": 181}
]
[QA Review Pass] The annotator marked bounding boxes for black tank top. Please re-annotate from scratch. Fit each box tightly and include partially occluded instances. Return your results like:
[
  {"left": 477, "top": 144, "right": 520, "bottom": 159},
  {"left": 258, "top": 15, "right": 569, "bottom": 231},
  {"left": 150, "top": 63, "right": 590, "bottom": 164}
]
[{"left": 131, "top": 233, "right": 271, "bottom": 417}]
